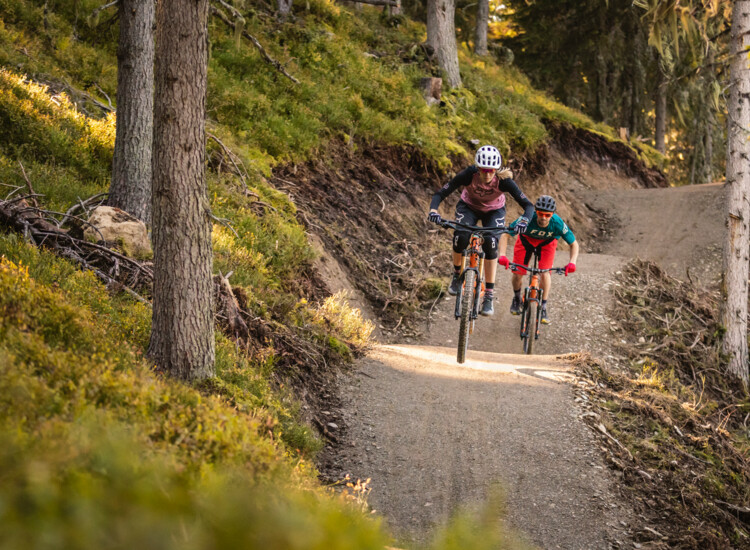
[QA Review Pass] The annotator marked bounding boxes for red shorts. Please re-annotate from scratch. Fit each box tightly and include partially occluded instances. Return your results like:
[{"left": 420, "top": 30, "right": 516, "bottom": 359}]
[{"left": 511, "top": 236, "right": 558, "bottom": 274}]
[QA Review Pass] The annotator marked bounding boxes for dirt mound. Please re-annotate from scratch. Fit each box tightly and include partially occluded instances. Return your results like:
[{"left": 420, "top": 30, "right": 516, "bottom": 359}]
[
  {"left": 547, "top": 122, "right": 668, "bottom": 189},
  {"left": 273, "top": 143, "right": 447, "bottom": 338}
]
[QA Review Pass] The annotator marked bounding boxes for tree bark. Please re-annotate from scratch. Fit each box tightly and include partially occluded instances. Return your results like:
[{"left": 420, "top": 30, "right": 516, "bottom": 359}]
[
  {"left": 277, "top": 0, "right": 292, "bottom": 20},
  {"left": 654, "top": 67, "right": 667, "bottom": 154},
  {"left": 721, "top": 0, "right": 750, "bottom": 387},
  {"left": 474, "top": 0, "right": 488, "bottom": 56},
  {"left": 108, "top": 0, "right": 155, "bottom": 225},
  {"left": 148, "top": 0, "right": 215, "bottom": 381},
  {"left": 594, "top": 53, "right": 608, "bottom": 122},
  {"left": 426, "top": 0, "right": 461, "bottom": 88},
  {"left": 703, "top": 123, "right": 713, "bottom": 182}
]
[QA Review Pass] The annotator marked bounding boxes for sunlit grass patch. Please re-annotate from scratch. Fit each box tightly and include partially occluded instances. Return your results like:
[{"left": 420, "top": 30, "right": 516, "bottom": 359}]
[
  {"left": 0, "top": 68, "right": 114, "bottom": 184},
  {"left": 313, "top": 291, "right": 374, "bottom": 352}
]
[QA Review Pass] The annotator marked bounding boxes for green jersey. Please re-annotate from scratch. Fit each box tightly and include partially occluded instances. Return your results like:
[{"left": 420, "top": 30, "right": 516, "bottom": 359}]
[{"left": 509, "top": 213, "right": 576, "bottom": 245}]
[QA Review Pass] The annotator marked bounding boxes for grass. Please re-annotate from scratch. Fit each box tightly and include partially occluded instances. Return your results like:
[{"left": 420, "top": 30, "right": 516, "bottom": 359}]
[
  {"left": 0, "top": 0, "right": 660, "bottom": 175},
  {"left": 0, "top": 232, "right": 396, "bottom": 548}
]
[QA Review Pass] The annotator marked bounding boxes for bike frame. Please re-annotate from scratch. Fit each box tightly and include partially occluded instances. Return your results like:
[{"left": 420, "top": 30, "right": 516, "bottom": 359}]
[
  {"left": 454, "top": 232, "right": 485, "bottom": 324},
  {"left": 509, "top": 254, "right": 565, "bottom": 345},
  {"left": 440, "top": 221, "right": 512, "bottom": 325}
]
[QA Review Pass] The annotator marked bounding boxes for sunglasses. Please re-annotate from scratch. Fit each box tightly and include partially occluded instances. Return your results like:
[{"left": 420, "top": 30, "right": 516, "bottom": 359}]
[
  {"left": 536, "top": 210, "right": 553, "bottom": 219},
  {"left": 479, "top": 168, "right": 495, "bottom": 174}
]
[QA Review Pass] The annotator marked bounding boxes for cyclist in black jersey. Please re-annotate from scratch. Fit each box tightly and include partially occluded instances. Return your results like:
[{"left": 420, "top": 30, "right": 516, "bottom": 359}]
[{"left": 427, "top": 145, "right": 535, "bottom": 316}]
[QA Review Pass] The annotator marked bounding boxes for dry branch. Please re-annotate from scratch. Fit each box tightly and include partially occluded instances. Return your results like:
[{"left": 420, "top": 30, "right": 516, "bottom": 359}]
[
  {"left": 0, "top": 194, "right": 152, "bottom": 300},
  {"left": 214, "top": 271, "right": 250, "bottom": 340},
  {"left": 31, "top": 74, "right": 114, "bottom": 117},
  {"left": 209, "top": 4, "right": 300, "bottom": 84}
]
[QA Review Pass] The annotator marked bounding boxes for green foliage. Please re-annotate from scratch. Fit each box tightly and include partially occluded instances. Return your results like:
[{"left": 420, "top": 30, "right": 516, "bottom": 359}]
[
  {"left": 428, "top": 489, "right": 538, "bottom": 550},
  {"left": 0, "top": 69, "right": 113, "bottom": 206},
  {"left": 0, "top": 423, "right": 387, "bottom": 550},
  {"left": 502, "top": 0, "right": 726, "bottom": 183},
  {"left": 0, "top": 236, "right": 394, "bottom": 548}
]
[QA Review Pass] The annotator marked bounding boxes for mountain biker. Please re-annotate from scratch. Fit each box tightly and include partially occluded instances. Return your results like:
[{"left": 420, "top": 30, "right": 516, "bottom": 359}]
[
  {"left": 497, "top": 195, "right": 579, "bottom": 324},
  {"left": 427, "top": 145, "right": 535, "bottom": 316}
]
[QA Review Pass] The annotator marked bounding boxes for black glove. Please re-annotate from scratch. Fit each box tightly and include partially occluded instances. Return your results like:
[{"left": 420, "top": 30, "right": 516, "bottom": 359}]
[
  {"left": 514, "top": 217, "right": 529, "bottom": 235},
  {"left": 428, "top": 212, "right": 442, "bottom": 225}
]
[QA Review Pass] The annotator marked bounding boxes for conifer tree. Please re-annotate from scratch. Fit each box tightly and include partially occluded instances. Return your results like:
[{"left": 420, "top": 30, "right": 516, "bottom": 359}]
[
  {"left": 635, "top": 0, "right": 746, "bottom": 385},
  {"left": 108, "top": 0, "right": 155, "bottom": 224},
  {"left": 148, "top": 0, "right": 215, "bottom": 380},
  {"left": 474, "top": 0, "right": 488, "bottom": 56},
  {"left": 427, "top": 0, "right": 462, "bottom": 88},
  {"left": 722, "top": 0, "right": 749, "bottom": 386}
]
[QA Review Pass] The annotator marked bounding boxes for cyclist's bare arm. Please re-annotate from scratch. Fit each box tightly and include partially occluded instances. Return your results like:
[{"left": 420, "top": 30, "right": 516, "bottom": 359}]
[
  {"left": 498, "top": 232, "right": 510, "bottom": 257},
  {"left": 568, "top": 240, "right": 580, "bottom": 265}
]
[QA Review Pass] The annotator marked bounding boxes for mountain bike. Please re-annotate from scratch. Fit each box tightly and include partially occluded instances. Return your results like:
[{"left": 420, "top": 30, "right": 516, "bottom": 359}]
[
  {"left": 439, "top": 220, "right": 514, "bottom": 363},
  {"left": 508, "top": 253, "right": 565, "bottom": 355}
]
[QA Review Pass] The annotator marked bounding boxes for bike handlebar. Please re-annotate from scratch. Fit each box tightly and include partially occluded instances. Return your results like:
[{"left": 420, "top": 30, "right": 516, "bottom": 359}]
[
  {"left": 439, "top": 219, "right": 515, "bottom": 234},
  {"left": 508, "top": 262, "right": 566, "bottom": 275}
]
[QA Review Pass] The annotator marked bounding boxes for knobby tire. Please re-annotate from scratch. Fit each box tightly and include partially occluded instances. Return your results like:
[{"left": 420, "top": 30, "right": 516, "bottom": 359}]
[
  {"left": 523, "top": 300, "right": 537, "bottom": 355},
  {"left": 457, "top": 269, "right": 476, "bottom": 364}
]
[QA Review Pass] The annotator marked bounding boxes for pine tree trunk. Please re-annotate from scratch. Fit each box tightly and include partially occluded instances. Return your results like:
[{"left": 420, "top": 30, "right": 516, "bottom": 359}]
[
  {"left": 148, "top": 0, "right": 215, "bottom": 381},
  {"left": 654, "top": 68, "right": 667, "bottom": 154},
  {"left": 474, "top": 0, "right": 488, "bottom": 56},
  {"left": 721, "top": 0, "right": 750, "bottom": 387},
  {"left": 594, "top": 53, "right": 608, "bottom": 122},
  {"left": 426, "top": 0, "right": 461, "bottom": 88},
  {"left": 109, "top": 0, "right": 155, "bottom": 225},
  {"left": 278, "top": 0, "right": 292, "bottom": 20},
  {"left": 703, "top": 125, "right": 713, "bottom": 182}
]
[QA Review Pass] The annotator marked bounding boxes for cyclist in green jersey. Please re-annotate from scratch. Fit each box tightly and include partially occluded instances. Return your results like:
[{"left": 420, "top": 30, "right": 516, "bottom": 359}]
[{"left": 497, "top": 195, "right": 579, "bottom": 324}]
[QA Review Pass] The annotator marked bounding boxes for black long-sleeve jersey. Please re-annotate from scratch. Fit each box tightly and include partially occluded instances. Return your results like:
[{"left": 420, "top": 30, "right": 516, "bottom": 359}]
[{"left": 429, "top": 166, "right": 535, "bottom": 219}]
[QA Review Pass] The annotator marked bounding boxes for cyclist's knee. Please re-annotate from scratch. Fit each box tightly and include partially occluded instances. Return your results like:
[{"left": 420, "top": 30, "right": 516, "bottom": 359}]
[
  {"left": 452, "top": 231, "right": 470, "bottom": 253},
  {"left": 483, "top": 236, "right": 499, "bottom": 259}
]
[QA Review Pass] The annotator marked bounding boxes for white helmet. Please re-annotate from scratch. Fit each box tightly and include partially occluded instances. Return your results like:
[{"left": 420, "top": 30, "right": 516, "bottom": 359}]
[{"left": 475, "top": 145, "right": 502, "bottom": 169}]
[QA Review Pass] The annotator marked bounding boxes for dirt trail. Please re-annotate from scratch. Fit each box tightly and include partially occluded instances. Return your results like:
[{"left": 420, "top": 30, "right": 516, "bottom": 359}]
[{"left": 321, "top": 183, "right": 725, "bottom": 549}]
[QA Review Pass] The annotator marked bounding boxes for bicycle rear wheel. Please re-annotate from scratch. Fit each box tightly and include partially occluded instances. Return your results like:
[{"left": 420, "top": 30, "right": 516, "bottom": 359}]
[
  {"left": 523, "top": 300, "right": 537, "bottom": 355},
  {"left": 457, "top": 269, "right": 476, "bottom": 364}
]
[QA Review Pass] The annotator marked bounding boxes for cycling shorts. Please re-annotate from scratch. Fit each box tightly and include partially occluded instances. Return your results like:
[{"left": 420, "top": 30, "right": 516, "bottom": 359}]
[
  {"left": 452, "top": 200, "right": 505, "bottom": 260},
  {"left": 511, "top": 235, "right": 558, "bottom": 274}
]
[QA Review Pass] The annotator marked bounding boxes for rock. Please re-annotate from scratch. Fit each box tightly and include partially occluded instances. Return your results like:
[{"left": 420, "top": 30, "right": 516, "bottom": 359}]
[
  {"left": 327, "top": 422, "right": 339, "bottom": 430},
  {"left": 84, "top": 206, "right": 152, "bottom": 260},
  {"left": 419, "top": 77, "right": 442, "bottom": 106}
]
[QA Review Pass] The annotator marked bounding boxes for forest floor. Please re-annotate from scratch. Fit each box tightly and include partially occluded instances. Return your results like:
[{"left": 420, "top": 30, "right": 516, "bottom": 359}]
[{"left": 279, "top": 141, "right": 726, "bottom": 548}]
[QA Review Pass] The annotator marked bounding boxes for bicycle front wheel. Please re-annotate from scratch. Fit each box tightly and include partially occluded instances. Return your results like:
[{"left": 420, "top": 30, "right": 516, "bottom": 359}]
[
  {"left": 457, "top": 269, "right": 476, "bottom": 364},
  {"left": 523, "top": 300, "right": 537, "bottom": 355}
]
